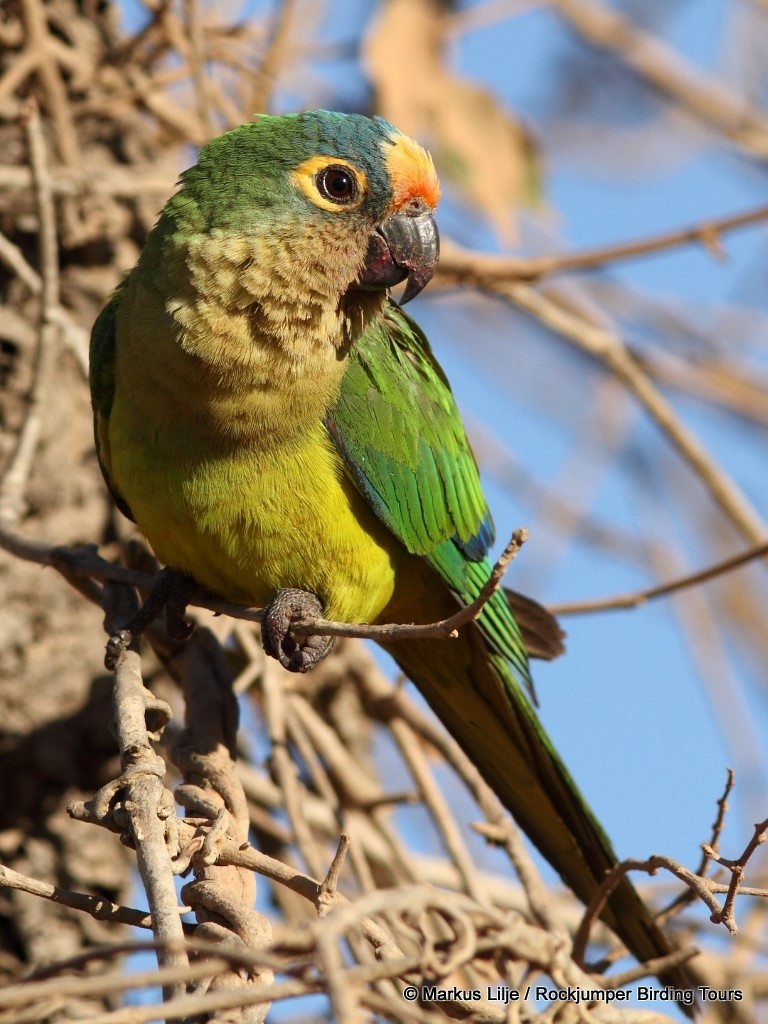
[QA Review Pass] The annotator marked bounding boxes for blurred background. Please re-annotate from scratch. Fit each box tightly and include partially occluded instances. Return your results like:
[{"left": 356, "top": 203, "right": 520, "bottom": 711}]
[{"left": 1, "top": 1, "right": 768, "bottom": 1021}]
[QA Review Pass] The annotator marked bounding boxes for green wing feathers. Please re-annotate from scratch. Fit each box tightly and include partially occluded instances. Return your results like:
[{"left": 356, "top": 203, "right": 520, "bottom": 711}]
[
  {"left": 326, "top": 301, "right": 531, "bottom": 687},
  {"left": 327, "top": 302, "right": 492, "bottom": 558}
]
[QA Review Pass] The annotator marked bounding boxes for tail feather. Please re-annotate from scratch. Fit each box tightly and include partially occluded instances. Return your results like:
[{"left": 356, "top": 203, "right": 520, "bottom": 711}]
[
  {"left": 381, "top": 622, "right": 696, "bottom": 1000},
  {"left": 505, "top": 588, "right": 566, "bottom": 662}
]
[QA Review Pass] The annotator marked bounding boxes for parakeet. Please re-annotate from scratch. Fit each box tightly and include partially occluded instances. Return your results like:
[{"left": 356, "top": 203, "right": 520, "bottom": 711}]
[{"left": 90, "top": 110, "right": 691, "bottom": 987}]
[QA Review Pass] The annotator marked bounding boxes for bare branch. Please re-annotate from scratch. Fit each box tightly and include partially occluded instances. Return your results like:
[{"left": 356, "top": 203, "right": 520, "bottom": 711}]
[
  {"left": 291, "top": 528, "right": 528, "bottom": 641},
  {"left": 0, "top": 102, "right": 59, "bottom": 530},
  {"left": 704, "top": 817, "right": 768, "bottom": 933},
  {"left": 439, "top": 204, "right": 768, "bottom": 284},
  {"left": 550, "top": 543, "right": 768, "bottom": 616},
  {"left": 448, "top": 278, "right": 768, "bottom": 547},
  {"left": 0, "top": 865, "right": 153, "bottom": 930}
]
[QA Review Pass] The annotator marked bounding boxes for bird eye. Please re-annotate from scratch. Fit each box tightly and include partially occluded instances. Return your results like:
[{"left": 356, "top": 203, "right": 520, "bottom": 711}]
[{"left": 315, "top": 165, "right": 359, "bottom": 205}]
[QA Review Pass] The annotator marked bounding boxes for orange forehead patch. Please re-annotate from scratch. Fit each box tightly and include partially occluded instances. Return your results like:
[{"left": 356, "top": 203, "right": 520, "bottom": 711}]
[{"left": 382, "top": 133, "right": 440, "bottom": 212}]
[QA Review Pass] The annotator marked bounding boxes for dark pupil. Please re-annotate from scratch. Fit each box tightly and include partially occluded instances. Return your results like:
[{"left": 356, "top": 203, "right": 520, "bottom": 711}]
[{"left": 322, "top": 167, "right": 354, "bottom": 201}]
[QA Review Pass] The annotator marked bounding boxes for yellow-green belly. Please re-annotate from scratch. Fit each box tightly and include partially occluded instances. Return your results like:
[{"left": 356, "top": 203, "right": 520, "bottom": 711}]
[{"left": 108, "top": 409, "right": 400, "bottom": 623}]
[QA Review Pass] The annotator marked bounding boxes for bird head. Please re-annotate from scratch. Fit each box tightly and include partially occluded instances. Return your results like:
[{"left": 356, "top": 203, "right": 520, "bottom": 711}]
[{"left": 168, "top": 110, "right": 441, "bottom": 310}]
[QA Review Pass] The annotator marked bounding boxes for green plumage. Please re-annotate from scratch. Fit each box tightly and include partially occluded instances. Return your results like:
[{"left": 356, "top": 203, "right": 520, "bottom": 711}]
[
  {"left": 326, "top": 304, "right": 529, "bottom": 684},
  {"left": 90, "top": 110, "right": 693, "bottom": 998}
]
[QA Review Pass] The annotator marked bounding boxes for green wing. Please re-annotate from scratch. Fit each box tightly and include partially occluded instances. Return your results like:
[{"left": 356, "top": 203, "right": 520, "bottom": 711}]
[
  {"left": 89, "top": 284, "right": 134, "bottom": 521},
  {"left": 325, "top": 300, "right": 531, "bottom": 688}
]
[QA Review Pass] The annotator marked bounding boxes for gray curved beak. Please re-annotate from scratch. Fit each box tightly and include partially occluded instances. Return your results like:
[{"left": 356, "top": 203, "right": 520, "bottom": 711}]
[{"left": 358, "top": 208, "right": 439, "bottom": 303}]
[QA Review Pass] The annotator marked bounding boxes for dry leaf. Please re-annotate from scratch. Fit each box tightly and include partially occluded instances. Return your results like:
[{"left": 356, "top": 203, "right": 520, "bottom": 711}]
[{"left": 364, "top": 0, "right": 541, "bottom": 244}]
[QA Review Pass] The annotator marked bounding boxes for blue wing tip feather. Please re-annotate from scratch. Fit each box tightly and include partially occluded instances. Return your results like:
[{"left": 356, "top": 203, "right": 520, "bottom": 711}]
[{"left": 456, "top": 513, "right": 494, "bottom": 561}]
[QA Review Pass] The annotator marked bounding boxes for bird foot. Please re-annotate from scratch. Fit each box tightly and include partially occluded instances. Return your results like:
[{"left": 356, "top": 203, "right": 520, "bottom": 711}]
[
  {"left": 261, "top": 588, "right": 335, "bottom": 673},
  {"left": 105, "top": 567, "right": 196, "bottom": 670}
]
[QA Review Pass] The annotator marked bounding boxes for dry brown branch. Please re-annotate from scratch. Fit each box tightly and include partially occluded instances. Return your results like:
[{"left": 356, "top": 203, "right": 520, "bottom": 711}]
[
  {"left": 5, "top": 0, "right": 80, "bottom": 164},
  {"left": 0, "top": 952, "right": 235, "bottom": 1013},
  {"left": 355, "top": 662, "right": 569, "bottom": 939},
  {"left": 183, "top": 0, "right": 214, "bottom": 136},
  {"left": 261, "top": 664, "right": 327, "bottom": 879},
  {"left": 291, "top": 528, "right": 528, "bottom": 640},
  {"left": 550, "top": 542, "right": 768, "bottom": 616},
  {"left": 0, "top": 103, "right": 59, "bottom": 529},
  {"left": 71, "top": 582, "right": 188, "bottom": 988},
  {"left": 703, "top": 817, "right": 768, "bottom": 933},
  {"left": 169, "top": 627, "right": 274, "bottom": 1021},
  {"left": 0, "top": 529, "right": 529, "bottom": 653},
  {"left": 574, "top": 840, "right": 768, "bottom": 965},
  {"left": 658, "top": 770, "right": 735, "bottom": 926},
  {"left": 390, "top": 715, "right": 486, "bottom": 904},
  {"left": 0, "top": 865, "right": 153, "bottom": 931},
  {"left": 0, "top": 163, "right": 176, "bottom": 196},
  {"left": 439, "top": 204, "right": 768, "bottom": 283},
  {"left": 0, "top": 228, "right": 41, "bottom": 294},
  {"left": 249, "top": 0, "right": 299, "bottom": 115}
]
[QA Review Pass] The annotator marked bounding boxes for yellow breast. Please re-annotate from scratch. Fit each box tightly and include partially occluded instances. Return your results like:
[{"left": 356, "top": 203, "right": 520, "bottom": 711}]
[{"left": 108, "top": 391, "right": 400, "bottom": 623}]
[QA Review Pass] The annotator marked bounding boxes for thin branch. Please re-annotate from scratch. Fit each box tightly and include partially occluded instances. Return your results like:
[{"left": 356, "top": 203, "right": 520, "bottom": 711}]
[
  {"left": 438, "top": 203, "right": 768, "bottom": 283},
  {"left": 0, "top": 163, "right": 176, "bottom": 196},
  {"left": 703, "top": 817, "right": 768, "bottom": 933},
  {"left": 250, "top": 0, "right": 299, "bottom": 114},
  {"left": 0, "top": 955, "right": 234, "bottom": 1012},
  {"left": 291, "top": 528, "right": 528, "bottom": 640},
  {"left": 390, "top": 716, "right": 487, "bottom": 905},
  {"left": 658, "top": 769, "right": 735, "bottom": 926},
  {"left": 183, "top": 0, "right": 214, "bottom": 136},
  {"left": 0, "top": 102, "right": 59, "bottom": 529},
  {"left": 16, "top": 0, "right": 80, "bottom": 164},
  {"left": 574, "top": 844, "right": 768, "bottom": 964},
  {"left": 472, "top": 819, "right": 568, "bottom": 939},
  {"left": 261, "top": 663, "right": 327, "bottom": 880},
  {"left": 602, "top": 947, "right": 701, "bottom": 990},
  {"left": 217, "top": 840, "right": 404, "bottom": 960},
  {"left": 316, "top": 833, "right": 351, "bottom": 915},
  {"left": 0, "top": 228, "right": 42, "bottom": 294},
  {"left": 550, "top": 542, "right": 768, "bottom": 615},
  {"left": 0, "top": 865, "right": 153, "bottom": 930}
]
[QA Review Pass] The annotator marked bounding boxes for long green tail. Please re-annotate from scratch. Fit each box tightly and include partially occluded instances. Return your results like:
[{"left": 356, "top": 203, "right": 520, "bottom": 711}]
[{"left": 381, "top": 621, "right": 695, "bottom": 996}]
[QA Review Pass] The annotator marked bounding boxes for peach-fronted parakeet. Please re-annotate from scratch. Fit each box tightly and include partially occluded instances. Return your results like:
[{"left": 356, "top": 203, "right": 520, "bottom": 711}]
[{"left": 89, "top": 111, "right": 689, "bottom": 985}]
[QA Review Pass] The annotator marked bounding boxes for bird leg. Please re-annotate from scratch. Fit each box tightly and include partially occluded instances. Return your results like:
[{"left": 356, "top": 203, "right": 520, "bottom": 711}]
[
  {"left": 105, "top": 567, "right": 196, "bottom": 670},
  {"left": 261, "top": 588, "right": 335, "bottom": 673}
]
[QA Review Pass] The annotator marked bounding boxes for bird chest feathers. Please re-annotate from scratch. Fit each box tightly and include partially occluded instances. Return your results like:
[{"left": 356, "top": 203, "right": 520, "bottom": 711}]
[{"left": 105, "top": 242, "right": 399, "bottom": 622}]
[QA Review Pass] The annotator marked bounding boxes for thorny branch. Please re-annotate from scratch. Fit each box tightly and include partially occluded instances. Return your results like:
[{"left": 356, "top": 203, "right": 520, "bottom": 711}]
[
  {"left": 573, "top": 773, "right": 768, "bottom": 966},
  {"left": 703, "top": 817, "right": 768, "bottom": 934}
]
